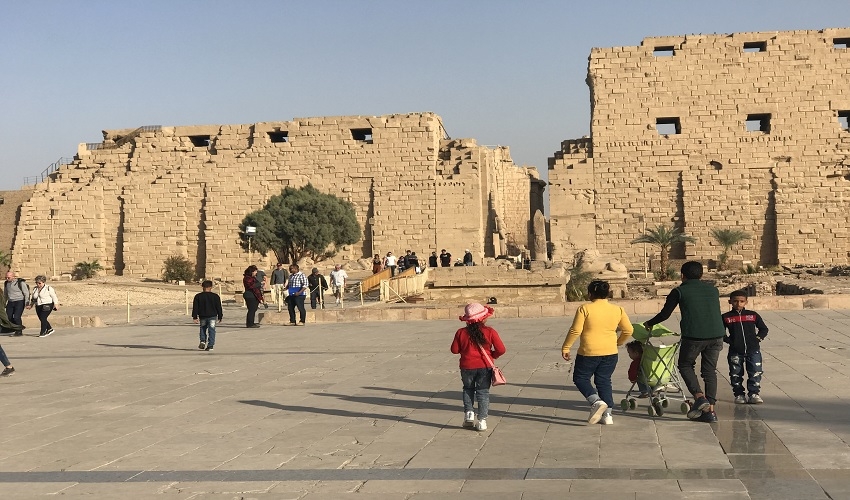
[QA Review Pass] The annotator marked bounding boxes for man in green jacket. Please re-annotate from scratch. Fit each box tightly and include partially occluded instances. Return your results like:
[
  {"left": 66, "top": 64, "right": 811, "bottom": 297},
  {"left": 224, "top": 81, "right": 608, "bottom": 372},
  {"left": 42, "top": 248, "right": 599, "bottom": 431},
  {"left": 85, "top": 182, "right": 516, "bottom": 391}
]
[{"left": 644, "top": 261, "right": 725, "bottom": 423}]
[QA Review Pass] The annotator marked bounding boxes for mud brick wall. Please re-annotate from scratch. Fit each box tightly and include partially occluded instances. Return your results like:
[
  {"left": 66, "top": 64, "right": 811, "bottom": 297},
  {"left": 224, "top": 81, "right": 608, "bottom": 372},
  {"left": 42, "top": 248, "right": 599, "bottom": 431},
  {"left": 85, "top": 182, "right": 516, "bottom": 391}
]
[
  {"left": 11, "top": 113, "right": 541, "bottom": 281},
  {"left": 550, "top": 28, "right": 850, "bottom": 268}
]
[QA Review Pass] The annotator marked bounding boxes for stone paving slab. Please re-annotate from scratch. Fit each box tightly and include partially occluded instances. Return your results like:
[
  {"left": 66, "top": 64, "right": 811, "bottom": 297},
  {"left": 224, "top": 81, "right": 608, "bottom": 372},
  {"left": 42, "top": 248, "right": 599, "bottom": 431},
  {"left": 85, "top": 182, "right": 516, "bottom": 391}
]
[{"left": 1, "top": 310, "right": 849, "bottom": 498}]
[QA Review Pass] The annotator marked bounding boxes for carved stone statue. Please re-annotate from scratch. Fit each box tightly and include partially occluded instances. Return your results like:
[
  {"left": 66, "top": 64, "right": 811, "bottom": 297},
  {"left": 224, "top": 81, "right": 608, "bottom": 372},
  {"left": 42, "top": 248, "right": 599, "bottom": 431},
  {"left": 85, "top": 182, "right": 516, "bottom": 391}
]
[{"left": 532, "top": 209, "right": 547, "bottom": 260}]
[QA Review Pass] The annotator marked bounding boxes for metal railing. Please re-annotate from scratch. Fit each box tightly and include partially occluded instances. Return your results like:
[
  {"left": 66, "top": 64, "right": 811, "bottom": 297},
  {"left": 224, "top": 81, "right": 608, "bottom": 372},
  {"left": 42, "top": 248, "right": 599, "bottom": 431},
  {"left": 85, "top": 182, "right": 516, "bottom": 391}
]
[{"left": 23, "top": 157, "right": 74, "bottom": 185}]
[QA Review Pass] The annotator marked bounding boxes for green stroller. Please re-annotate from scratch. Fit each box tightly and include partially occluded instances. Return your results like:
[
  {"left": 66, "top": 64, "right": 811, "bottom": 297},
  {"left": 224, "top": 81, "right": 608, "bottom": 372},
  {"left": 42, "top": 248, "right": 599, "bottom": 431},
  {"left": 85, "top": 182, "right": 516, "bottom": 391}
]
[{"left": 620, "top": 323, "right": 689, "bottom": 416}]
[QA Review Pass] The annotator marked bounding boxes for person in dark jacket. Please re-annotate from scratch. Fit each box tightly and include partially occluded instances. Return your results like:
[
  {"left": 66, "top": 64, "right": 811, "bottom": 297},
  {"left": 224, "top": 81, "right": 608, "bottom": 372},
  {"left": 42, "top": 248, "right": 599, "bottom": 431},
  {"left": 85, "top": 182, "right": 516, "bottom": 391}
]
[
  {"left": 722, "top": 290, "right": 768, "bottom": 405},
  {"left": 192, "top": 280, "right": 223, "bottom": 351},
  {"left": 428, "top": 251, "right": 438, "bottom": 268},
  {"left": 307, "top": 268, "right": 329, "bottom": 309},
  {"left": 644, "top": 261, "right": 725, "bottom": 423},
  {"left": 242, "top": 265, "right": 264, "bottom": 328}
]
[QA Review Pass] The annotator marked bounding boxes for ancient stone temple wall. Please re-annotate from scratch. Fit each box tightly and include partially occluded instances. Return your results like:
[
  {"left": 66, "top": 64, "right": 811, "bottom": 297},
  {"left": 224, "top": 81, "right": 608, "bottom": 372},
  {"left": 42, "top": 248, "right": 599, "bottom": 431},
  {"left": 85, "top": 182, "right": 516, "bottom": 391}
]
[
  {"left": 550, "top": 28, "right": 850, "bottom": 268},
  {"left": 11, "top": 113, "right": 541, "bottom": 280}
]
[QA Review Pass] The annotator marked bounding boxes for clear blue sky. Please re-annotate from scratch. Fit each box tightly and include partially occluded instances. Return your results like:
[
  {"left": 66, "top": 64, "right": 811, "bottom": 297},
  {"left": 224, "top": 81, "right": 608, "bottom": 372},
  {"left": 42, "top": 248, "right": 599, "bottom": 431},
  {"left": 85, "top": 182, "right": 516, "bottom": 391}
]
[{"left": 2, "top": 0, "right": 849, "bottom": 190}]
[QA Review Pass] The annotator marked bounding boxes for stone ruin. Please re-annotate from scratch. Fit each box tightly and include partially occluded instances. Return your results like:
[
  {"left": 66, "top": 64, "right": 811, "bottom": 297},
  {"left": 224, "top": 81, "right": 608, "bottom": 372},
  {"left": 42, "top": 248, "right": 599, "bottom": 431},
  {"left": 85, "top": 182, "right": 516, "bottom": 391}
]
[{"left": 549, "top": 28, "right": 850, "bottom": 270}]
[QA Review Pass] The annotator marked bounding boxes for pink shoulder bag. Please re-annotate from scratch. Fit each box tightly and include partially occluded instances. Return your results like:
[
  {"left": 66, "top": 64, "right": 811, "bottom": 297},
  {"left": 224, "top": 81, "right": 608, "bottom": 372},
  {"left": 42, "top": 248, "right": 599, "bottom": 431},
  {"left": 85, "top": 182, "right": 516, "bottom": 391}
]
[{"left": 475, "top": 342, "right": 507, "bottom": 386}]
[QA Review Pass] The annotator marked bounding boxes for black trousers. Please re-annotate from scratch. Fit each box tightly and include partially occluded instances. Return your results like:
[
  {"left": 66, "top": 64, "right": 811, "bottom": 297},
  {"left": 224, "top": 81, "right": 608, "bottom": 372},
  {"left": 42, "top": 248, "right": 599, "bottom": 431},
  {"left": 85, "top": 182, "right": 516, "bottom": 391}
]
[{"left": 243, "top": 292, "right": 259, "bottom": 326}]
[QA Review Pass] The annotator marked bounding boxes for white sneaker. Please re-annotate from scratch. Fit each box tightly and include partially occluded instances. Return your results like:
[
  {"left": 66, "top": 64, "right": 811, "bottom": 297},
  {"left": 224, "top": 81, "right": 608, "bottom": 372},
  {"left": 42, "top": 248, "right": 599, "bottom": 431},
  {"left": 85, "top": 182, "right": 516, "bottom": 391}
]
[
  {"left": 463, "top": 411, "right": 475, "bottom": 427},
  {"left": 588, "top": 401, "right": 608, "bottom": 424},
  {"left": 601, "top": 414, "right": 613, "bottom": 425},
  {"left": 475, "top": 419, "right": 487, "bottom": 431},
  {"left": 749, "top": 394, "right": 764, "bottom": 404},
  {"left": 734, "top": 394, "right": 748, "bottom": 404}
]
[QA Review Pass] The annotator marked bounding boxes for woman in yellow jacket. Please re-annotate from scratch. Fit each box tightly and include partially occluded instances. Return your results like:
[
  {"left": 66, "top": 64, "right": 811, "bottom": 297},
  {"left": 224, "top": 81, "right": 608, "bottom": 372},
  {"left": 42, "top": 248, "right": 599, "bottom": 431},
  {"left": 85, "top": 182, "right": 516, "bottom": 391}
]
[{"left": 562, "top": 280, "right": 633, "bottom": 425}]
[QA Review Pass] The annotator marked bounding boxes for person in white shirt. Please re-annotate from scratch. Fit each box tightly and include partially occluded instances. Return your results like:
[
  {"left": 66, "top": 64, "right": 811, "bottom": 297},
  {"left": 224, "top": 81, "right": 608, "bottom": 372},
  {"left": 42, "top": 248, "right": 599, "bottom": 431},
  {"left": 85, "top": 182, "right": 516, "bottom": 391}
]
[
  {"left": 27, "top": 275, "right": 60, "bottom": 337},
  {"left": 329, "top": 265, "right": 349, "bottom": 305},
  {"left": 383, "top": 252, "right": 398, "bottom": 277}
]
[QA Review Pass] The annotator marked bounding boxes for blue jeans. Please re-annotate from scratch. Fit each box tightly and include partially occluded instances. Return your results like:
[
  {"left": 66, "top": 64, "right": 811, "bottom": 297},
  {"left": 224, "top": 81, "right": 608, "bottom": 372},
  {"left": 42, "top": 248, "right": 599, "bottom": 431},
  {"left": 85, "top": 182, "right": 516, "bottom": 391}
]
[
  {"left": 728, "top": 349, "right": 763, "bottom": 396},
  {"left": 678, "top": 337, "right": 723, "bottom": 404},
  {"left": 199, "top": 317, "right": 217, "bottom": 347},
  {"left": 573, "top": 354, "right": 618, "bottom": 409},
  {"left": 287, "top": 294, "right": 306, "bottom": 323},
  {"left": 0, "top": 344, "right": 10, "bottom": 367},
  {"left": 460, "top": 368, "right": 492, "bottom": 419}
]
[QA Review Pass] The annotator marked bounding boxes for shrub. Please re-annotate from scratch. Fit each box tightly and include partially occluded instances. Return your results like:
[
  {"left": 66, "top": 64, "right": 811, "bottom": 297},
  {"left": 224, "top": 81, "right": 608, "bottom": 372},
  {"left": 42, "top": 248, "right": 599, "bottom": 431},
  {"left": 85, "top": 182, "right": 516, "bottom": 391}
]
[
  {"left": 163, "top": 256, "right": 195, "bottom": 283},
  {"left": 566, "top": 257, "right": 593, "bottom": 301},
  {"left": 73, "top": 260, "right": 103, "bottom": 280},
  {"left": 654, "top": 266, "right": 679, "bottom": 281}
]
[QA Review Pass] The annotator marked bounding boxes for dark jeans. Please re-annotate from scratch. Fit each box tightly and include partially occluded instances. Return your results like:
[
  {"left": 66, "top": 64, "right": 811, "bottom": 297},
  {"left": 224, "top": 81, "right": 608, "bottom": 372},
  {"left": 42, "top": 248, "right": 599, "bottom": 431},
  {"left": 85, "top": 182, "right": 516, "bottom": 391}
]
[
  {"left": 199, "top": 317, "right": 217, "bottom": 347},
  {"left": 5, "top": 300, "right": 25, "bottom": 327},
  {"left": 310, "top": 289, "right": 325, "bottom": 309},
  {"left": 728, "top": 349, "right": 763, "bottom": 396},
  {"left": 572, "top": 354, "right": 618, "bottom": 409},
  {"left": 678, "top": 337, "right": 723, "bottom": 404},
  {"left": 388, "top": 265, "right": 397, "bottom": 277},
  {"left": 243, "top": 292, "right": 259, "bottom": 326},
  {"left": 287, "top": 294, "right": 306, "bottom": 323},
  {"left": 0, "top": 344, "right": 10, "bottom": 367},
  {"left": 460, "top": 368, "right": 492, "bottom": 419},
  {"left": 35, "top": 303, "right": 54, "bottom": 333}
]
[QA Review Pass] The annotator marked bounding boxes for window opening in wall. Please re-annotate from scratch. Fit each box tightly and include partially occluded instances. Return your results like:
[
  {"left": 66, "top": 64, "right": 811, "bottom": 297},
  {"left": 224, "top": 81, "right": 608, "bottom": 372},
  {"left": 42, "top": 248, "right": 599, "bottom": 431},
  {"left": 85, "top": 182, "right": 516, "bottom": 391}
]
[
  {"left": 743, "top": 41, "right": 767, "bottom": 52},
  {"left": 839, "top": 111, "right": 850, "bottom": 131},
  {"left": 745, "top": 114, "right": 771, "bottom": 133},
  {"left": 655, "top": 117, "right": 681, "bottom": 135},
  {"left": 268, "top": 131, "right": 289, "bottom": 143},
  {"left": 351, "top": 128, "right": 373, "bottom": 143},
  {"left": 653, "top": 46, "right": 675, "bottom": 57},
  {"left": 189, "top": 135, "right": 211, "bottom": 147},
  {"left": 834, "top": 38, "right": 850, "bottom": 49}
]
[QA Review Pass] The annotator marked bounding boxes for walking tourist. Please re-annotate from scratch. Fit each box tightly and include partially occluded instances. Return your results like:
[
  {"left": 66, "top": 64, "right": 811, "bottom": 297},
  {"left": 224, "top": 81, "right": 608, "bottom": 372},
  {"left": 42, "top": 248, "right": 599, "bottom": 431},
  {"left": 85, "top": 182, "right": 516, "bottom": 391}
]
[
  {"left": 192, "top": 280, "right": 223, "bottom": 351},
  {"left": 561, "top": 280, "right": 633, "bottom": 425},
  {"left": 4, "top": 272, "right": 28, "bottom": 336},
  {"left": 286, "top": 264, "right": 308, "bottom": 325},
  {"left": 450, "top": 302, "right": 506, "bottom": 431},
  {"left": 384, "top": 251, "right": 397, "bottom": 276},
  {"left": 439, "top": 249, "right": 452, "bottom": 267},
  {"left": 27, "top": 275, "right": 60, "bottom": 338},
  {"left": 270, "top": 263, "right": 289, "bottom": 303},
  {"left": 308, "top": 268, "right": 329, "bottom": 309},
  {"left": 242, "top": 265, "right": 264, "bottom": 328},
  {"left": 644, "top": 261, "right": 725, "bottom": 423},
  {"left": 329, "top": 264, "right": 348, "bottom": 305}
]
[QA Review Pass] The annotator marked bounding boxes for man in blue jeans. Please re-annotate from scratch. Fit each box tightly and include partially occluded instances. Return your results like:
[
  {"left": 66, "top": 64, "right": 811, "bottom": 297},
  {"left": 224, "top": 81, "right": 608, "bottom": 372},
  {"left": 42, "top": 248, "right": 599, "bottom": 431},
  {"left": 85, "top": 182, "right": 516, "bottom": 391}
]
[
  {"left": 286, "top": 264, "right": 308, "bottom": 326},
  {"left": 644, "top": 261, "right": 725, "bottom": 423}
]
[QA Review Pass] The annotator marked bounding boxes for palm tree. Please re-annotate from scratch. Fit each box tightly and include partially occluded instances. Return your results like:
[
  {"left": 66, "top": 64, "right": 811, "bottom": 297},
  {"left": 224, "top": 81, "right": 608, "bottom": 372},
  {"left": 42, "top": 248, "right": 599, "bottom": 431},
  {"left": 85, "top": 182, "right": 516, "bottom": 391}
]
[
  {"left": 631, "top": 224, "right": 696, "bottom": 278},
  {"left": 710, "top": 228, "right": 751, "bottom": 270}
]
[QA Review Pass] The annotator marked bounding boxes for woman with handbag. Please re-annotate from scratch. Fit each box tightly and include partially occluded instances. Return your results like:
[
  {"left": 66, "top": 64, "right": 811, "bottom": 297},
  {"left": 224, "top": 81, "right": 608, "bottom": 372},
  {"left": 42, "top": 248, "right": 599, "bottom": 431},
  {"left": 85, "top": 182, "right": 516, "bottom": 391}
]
[
  {"left": 451, "top": 302, "right": 506, "bottom": 431},
  {"left": 27, "top": 275, "right": 60, "bottom": 337},
  {"left": 561, "top": 280, "right": 633, "bottom": 425}
]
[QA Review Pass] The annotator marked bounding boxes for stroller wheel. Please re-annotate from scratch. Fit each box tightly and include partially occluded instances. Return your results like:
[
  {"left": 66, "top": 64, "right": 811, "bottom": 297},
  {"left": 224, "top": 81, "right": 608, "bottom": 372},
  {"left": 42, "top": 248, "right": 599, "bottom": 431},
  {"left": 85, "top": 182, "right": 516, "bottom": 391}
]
[
  {"left": 647, "top": 405, "right": 655, "bottom": 416},
  {"left": 620, "top": 399, "right": 629, "bottom": 411},
  {"left": 661, "top": 398, "right": 669, "bottom": 408},
  {"left": 629, "top": 398, "right": 637, "bottom": 410},
  {"left": 680, "top": 402, "right": 691, "bottom": 414},
  {"left": 653, "top": 400, "right": 665, "bottom": 416}
]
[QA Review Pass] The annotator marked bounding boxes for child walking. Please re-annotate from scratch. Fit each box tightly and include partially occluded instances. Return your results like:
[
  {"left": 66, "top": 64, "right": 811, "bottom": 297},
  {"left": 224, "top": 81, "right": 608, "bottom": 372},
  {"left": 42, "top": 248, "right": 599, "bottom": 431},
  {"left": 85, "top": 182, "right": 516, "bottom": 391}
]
[
  {"left": 722, "top": 290, "right": 768, "bottom": 404},
  {"left": 450, "top": 302, "right": 506, "bottom": 431},
  {"left": 192, "top": 280, "right": 223, "bottom": 351}
]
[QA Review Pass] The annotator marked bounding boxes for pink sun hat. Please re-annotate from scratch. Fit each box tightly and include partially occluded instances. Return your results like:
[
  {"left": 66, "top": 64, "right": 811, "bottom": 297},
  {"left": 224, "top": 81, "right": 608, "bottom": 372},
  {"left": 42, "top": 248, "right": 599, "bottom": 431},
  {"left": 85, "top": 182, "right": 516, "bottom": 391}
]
[{"left": 459, "top": 302, "right": 494, "bottom": 323}]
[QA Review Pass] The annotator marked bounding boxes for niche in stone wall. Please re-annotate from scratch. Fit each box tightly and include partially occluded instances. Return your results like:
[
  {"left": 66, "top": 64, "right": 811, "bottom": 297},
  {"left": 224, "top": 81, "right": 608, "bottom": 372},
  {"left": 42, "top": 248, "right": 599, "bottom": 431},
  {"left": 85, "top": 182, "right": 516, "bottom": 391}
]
[
  {"left": 188, "top": 135, "right": 211, "bottom": 147},
  {"left": 743, "top": 41, "right": 767, "bottom": 53},
  {"left": 656, "top": 117, "right": 681, "bottom": 135},
  {"left": 745, "top": 114, "right": 771, "bottom": 134},
  {"left": 838, "top": 111, "right": 850, "bottom": 131},
  {"left": 351, "top": 128, "right": 373, "bottom": 143},
  {"left": 834, "top": 37, "right": 850, "bottom": 49},
  {"left": 268, "top": 131, "right": 289, "bottom": 143}
]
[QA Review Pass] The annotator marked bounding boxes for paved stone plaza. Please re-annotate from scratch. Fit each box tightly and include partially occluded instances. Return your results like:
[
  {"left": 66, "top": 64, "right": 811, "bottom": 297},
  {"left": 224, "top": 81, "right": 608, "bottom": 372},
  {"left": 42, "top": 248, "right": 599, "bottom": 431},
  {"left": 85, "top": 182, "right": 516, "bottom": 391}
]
[{"left": 2, "top": 308, "right": 850, "bottom": 499}]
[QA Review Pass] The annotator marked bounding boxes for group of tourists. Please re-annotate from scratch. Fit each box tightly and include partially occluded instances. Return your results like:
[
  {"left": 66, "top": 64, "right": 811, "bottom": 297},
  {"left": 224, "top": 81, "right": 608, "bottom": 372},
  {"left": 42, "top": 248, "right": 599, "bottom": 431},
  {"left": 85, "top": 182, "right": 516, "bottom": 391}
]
[
  {"left": 373, "top": 248, "right": 475, "bottom": 277},
  {"left": 453, "top": 260, "right": 768, "bottom": 430},
  {"left": 1, "top": 271, "right": 63, "bottom": 377}
]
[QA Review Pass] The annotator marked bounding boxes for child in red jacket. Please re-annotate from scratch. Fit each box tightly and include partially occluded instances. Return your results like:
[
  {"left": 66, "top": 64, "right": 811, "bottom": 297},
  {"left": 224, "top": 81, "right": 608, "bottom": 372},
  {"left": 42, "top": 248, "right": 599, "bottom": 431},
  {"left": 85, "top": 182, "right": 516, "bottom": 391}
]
[{"left": 451, "top": 303, "right": 506, "bottom": 431}]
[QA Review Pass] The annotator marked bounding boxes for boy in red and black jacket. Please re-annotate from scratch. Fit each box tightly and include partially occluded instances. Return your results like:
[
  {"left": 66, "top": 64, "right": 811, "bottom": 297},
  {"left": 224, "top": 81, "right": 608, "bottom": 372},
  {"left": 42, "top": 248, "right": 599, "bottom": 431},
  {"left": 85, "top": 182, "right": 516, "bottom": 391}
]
[{"left": 722, "top": 290, "right": 768, "bottom": 405}]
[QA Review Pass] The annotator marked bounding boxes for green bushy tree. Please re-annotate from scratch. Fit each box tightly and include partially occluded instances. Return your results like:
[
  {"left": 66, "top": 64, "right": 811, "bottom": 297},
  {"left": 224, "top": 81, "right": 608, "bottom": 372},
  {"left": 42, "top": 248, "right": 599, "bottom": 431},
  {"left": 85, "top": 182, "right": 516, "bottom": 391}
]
[
  {"left": 710, "top": 228, "right": 751, "bottom": 270},
  {"left": 163, "top": 256, "right": 195, "bottom": 282},
  {"left": 239, "top": 184, "right": 361, "bottom": 263}
]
